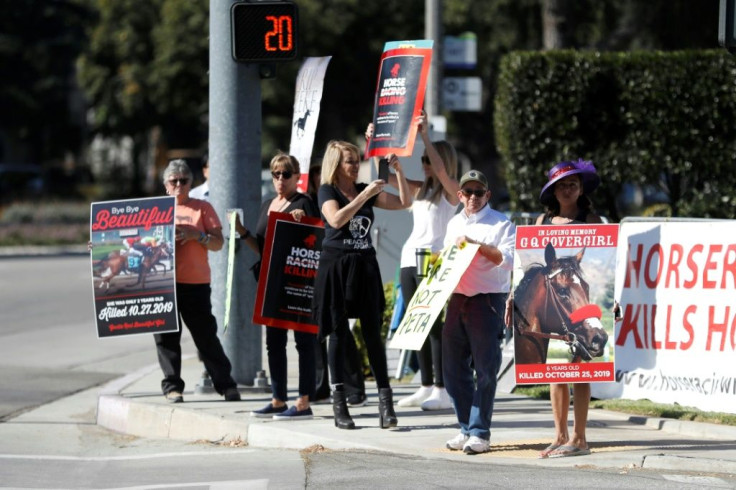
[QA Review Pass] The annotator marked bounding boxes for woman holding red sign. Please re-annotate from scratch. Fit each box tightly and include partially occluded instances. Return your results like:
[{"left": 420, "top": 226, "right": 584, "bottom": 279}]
[{"left": 233, "top": 153, "right": 320, "bottom": 420}]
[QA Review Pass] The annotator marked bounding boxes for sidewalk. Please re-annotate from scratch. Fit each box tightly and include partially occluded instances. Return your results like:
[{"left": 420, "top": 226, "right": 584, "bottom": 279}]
[{"left": 96, "top": 340, "right": 736, "bottom": 477}]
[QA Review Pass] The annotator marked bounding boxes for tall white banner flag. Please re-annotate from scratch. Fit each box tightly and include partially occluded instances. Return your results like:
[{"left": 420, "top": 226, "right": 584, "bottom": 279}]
[{"left": 289, "top": 56, "right": 332, "bottom": 193}]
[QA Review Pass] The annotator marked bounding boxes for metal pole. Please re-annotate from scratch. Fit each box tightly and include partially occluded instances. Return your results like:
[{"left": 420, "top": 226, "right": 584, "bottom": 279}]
[
  {"left": 425, "top": 0, "right": 442, "bottom": 119},
  {"left": 209, "top": 0, "right": 262, "bottom": 385}
]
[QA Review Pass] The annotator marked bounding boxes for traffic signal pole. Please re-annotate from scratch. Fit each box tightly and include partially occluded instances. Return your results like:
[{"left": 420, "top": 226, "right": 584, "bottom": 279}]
[{"left": 209, "top": 0, "right": 262, "bottom": 385}]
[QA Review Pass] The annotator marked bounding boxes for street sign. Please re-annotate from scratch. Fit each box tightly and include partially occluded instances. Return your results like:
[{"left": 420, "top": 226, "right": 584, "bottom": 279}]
[
  {"left": 444, "top": 33, "right": 477, "bottom": 70},
  {"left": 442, "top": 77, "right": 482, "bottom": 112}
]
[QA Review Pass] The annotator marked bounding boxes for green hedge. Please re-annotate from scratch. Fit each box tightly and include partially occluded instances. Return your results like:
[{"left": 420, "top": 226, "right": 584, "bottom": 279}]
[{"left": 494, "top": 50, "right": 736, "bottom": 221}]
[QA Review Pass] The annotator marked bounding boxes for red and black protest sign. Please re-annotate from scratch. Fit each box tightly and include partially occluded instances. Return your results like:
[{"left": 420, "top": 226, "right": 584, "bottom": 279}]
[
  {"left": 253, "top": 212, "right": 324, "bottom": 334},
  {"left": 90, "top": 196, "right": 178, "bottom": 338},
  {"left": 365, "top": 40, "right": 433, "bottom": 159}
]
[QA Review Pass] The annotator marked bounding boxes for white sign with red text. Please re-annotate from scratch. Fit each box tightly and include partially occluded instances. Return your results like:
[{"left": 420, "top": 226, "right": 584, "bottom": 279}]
[{"left": 591, "top": 220, "right": 736, "bottom": 414}]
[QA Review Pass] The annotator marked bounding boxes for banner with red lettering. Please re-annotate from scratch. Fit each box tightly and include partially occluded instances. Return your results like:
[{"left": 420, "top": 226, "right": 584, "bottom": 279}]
[
  {"left": 365, "top": 39, "right": 433, "bottom": 159},
  {"left": 90, "top": 196, "right": 178, "bottom": 338},
  {"left": 253, "top": 212, "right": 324, "bottom": 334},
  {"left": 512, "top": 224, "right": 618, "bottom": 384},
  {"left": 591, "top": 220, "right": 736, "bottom": 413}
]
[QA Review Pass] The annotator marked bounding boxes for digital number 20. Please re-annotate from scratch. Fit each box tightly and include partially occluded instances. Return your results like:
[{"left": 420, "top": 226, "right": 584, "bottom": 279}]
[{"left": 265, "top": 15, "right": 293, "bottom": 52}]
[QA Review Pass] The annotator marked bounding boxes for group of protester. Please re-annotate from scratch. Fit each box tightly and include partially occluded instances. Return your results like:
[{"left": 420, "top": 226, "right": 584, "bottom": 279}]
[{"left": 147, "top": 111, "right": 603, "bottom": 457}]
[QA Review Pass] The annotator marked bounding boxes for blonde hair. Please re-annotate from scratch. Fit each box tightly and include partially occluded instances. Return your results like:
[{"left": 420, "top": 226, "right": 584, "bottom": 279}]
[
  {"left": 321, "top": 140, "right": 360, "bottom": 185},
  {"left": 270, "top": 152, "right": 300, "bottom": 174},
  {"left": 419, "top": 140, "right": 458, "bottom": 204}
]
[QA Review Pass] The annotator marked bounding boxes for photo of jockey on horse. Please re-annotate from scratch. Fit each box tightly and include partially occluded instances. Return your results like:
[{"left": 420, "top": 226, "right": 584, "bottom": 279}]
[{"left": 91, "top": 230, "right": 173, "bottom": 296}]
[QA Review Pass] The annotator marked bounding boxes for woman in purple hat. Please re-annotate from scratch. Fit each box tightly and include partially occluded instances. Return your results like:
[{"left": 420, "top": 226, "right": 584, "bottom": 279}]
[{"left": 536, "top": 158, "right": 602, "bottom": 458}]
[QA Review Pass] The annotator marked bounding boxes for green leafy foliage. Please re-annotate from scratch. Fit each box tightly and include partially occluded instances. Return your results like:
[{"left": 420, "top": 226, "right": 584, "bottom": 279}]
[
  {"left": 495, "top": 50, "right": 736, "bottom": 220},
  {"left": 0, "top": 0, "right": 90, "bottom": 162}
]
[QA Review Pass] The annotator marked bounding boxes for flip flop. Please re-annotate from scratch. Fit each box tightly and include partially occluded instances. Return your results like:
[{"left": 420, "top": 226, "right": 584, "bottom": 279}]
[
  {"left": 548, "top": 445, "right": 591, "bottom": 458},
  {"left": 538, "top": 444, "right": 561, "bottom": 459}
]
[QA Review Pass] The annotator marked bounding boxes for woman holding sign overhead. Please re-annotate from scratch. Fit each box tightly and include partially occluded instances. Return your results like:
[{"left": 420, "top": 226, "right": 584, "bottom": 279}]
[
  {"left": 312, "top": 140, "right": 410, "bottom": 430},
  {"left": 367, "top": 111, "right": 460, "bottom": 411},
  {"left": 232, "top": 153, "right": 320, "bottom": 420}
]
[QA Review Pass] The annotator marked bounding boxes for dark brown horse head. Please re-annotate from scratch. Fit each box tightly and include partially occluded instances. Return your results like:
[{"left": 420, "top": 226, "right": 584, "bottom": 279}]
[
  {"left": 514, "top": 243, "right": 608, "bottom": 363},
  {"left": 543, "top": 243, "right": 608, "bottom": 360}
]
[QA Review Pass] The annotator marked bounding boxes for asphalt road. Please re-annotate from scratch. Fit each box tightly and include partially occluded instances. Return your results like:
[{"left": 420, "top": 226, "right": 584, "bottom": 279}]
[{"left": 0, "top": 255, "right": 153, "bottom": 420}]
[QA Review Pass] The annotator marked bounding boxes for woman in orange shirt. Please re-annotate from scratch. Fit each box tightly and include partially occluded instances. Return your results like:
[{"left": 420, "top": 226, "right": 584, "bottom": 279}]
[{"left": 156, "top": 159, "right": 240, "bottom": 403}]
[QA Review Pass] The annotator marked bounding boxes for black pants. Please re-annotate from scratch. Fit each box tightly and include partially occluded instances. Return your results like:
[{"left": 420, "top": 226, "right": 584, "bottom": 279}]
[
  {"left": 400, "top": 266, "right": 444, "bottom": 387},
  {"left": 154, "top": 283, "right": 237, "bottom": 395},
  {"left": 314, "top": 326, "right": 365, "bottom": 400}
]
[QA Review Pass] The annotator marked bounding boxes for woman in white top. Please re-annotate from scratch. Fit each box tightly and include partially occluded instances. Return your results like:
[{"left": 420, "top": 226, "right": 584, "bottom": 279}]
[{"left": 369, "top": 111, "right": 460, "bottom": 410}]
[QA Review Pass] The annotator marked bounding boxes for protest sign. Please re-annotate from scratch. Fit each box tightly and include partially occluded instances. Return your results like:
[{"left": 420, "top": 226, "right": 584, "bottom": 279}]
[
  {"left": 289, "top": 56, "right": 332, "bottom": 193},
  {"left": 365, "top": 39, "right": 433, "bottom": 159},
  {"left": 512, "top": 224, "right": 618, "bottom": 384},
  {"left": 591, "top": 220, "right": 736, "bottom": 414},
  {"left": 253, "top": 212, "right": 324, "bottom": 334},
  {"left": 89, "top": 196, "right": 178, "bottom": 338},
  {"left": 389, "top": 242, "right": 479, "bottom": 351}
]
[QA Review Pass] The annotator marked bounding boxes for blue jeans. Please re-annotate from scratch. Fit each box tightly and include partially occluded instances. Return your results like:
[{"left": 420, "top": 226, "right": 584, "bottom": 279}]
[
  {"left": 442, "top": 292, "right": 505, "bottom": 440},
  {"left": 266, "top": 326, "right": 316, "bottom": 402}
]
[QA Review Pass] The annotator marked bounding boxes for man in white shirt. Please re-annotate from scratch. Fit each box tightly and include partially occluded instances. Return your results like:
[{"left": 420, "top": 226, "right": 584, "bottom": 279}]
[
  {"left": 190, "top": 153, "right": 209, "bottom": 201},
  {"left": 441, "top": 170, "right": 515, "bottom": 455}
]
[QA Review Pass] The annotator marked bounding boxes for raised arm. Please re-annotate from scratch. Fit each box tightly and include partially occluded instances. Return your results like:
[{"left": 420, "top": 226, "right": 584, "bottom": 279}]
[
  {"left": 417, "top": 111, "right": 460, "bottom": 205},
  {"left": 366, "top": 122, "right": 422, "bottom": 195},
  {"left": 375, "top": 153, "right": 411, "bottom": 210}
]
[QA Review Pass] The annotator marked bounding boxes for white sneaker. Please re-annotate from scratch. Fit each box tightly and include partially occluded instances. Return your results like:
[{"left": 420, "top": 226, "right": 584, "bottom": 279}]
[
  {"left": 463, "top": 435, "right": 490, "bottom": 454},
  {"left": 445, "top": 432, "right": 469, "bottom": 451},
  {"left": 420, "top": 386, "right": 453, "bottom": 411},
  {"left": 397, "top": 385, "right": 433, "bottom": 407}
]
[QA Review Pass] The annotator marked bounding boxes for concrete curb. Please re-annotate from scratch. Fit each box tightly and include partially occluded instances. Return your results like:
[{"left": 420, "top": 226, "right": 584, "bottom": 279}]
[{"left": 0, "top": 245, "right": 88, "bottom": 257}]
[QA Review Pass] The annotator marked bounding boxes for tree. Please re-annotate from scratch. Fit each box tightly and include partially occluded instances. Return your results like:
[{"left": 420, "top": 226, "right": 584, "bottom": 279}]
[
  {"left": 0, "top": 0, "right": 90, "bottom": 163},
  {"left": 77, "top": 0, "right": 210, "bottom": 196},
  {"left": 77, "top": 0, "right": 163, "bottom": 196}
]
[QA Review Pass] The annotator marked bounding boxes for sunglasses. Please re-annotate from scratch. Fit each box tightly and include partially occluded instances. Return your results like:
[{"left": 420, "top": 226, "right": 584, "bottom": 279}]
[
  {"left": 272, "top": 170, "right": 294, "bottom": 179},
  {"left": 421, "top": 156, "right": 430, "bottom": 165},
  {"left": 168, "top": 178, "right": 190, "bottom": 186},
  {"left": 461, "top": 188, "right": 487, "bottom": 198}
]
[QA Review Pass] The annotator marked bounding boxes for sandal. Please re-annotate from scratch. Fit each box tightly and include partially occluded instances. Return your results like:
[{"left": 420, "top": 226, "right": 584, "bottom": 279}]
[{"left": 538, "top": 444, "right": 560, "bottom": 459}]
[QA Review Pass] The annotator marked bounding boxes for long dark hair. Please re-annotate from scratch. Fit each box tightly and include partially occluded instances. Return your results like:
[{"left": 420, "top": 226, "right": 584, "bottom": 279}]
[{"left": 542, "top": 175, "right": 595, "bottom": 221}]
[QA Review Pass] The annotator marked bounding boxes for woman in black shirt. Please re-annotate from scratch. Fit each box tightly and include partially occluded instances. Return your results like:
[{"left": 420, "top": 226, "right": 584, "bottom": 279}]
[{"left": 313, "top": 140, "right": 410, "bottom": 429}]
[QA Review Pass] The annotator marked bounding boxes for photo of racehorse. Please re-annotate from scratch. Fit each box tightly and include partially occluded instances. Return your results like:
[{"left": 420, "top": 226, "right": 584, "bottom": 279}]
[
  {"left": 513, "top": 243, "right": 608, "bottom": 365},
  {"left": 511, "top": 224, "right": 619, "bottom": 384}
]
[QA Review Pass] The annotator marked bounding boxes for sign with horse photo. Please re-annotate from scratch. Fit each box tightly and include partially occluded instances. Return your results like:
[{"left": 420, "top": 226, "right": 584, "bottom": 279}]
[
  {"left": 511, "top": 224, "right": 618, "bottom": 384},
  {"left": 89, "top": 196, "right": 178, "bottom": 339}
]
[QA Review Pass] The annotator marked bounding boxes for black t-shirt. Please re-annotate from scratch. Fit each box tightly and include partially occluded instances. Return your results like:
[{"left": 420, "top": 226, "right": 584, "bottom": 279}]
[
  {"left": 318, "top": 183, "right": 377, "bottom": 250},
  {"left": 255, "top": 192, "right": 319, "bottom": 253}
]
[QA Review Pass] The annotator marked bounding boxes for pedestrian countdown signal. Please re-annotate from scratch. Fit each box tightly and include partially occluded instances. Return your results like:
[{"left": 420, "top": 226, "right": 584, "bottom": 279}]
[{"left": 231, "top": 2, "right": 298, "bottom": 62}]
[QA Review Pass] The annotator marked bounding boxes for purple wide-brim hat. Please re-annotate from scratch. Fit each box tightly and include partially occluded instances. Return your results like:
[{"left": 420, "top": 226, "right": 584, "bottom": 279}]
[{"left": 539, "top": 159, "right": 600, "bottom": 205}]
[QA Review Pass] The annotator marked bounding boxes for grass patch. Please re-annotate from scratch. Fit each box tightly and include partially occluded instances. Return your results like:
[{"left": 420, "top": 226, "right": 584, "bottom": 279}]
[
  {"left": 0, "top": 201, "right": 89, "bottom": 246},
  {"left": 514, "top": 384, "right": 736, "bottom": 426}
]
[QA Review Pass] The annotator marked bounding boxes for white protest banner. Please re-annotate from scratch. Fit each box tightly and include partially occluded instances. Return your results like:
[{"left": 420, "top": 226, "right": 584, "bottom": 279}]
[
  {"left": 389, "top": 243, "right": 479, "bottom": 351},
  {"left": 591, "top": 220, "right": 736, "bottom": 414},
  {"left": 289, "top": 56, "right": 332, "bottom": 193}
]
